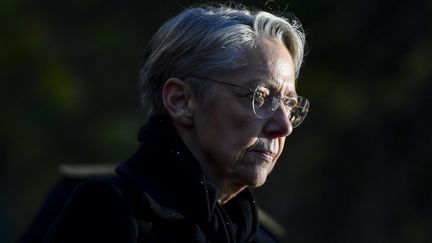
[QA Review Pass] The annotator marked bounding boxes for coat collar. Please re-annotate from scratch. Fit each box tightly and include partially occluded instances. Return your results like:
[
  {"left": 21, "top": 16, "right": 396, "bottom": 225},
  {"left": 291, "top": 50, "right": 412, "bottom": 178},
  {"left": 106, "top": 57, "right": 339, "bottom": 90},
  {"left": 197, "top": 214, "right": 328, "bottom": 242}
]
[
  {"left": 115, "top": 115, "right": 219, "bottom": 222},
  {"left": 116, "top": 115, "right": 259, "bottom": 241}
]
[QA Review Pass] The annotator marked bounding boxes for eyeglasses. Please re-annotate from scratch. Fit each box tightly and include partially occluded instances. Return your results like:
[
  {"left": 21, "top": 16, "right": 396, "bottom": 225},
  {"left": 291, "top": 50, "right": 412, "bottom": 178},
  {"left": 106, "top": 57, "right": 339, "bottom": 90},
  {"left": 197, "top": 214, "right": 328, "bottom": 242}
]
[{"left": 187, "top": 76, "right": 310, "bottom": 128}]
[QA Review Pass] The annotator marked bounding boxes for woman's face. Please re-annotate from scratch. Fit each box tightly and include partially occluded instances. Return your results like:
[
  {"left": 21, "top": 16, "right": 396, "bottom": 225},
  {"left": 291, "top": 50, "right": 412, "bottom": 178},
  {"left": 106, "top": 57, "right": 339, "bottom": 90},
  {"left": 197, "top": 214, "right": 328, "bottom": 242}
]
[{"left": 190, "top": 39, "right": 297, "bottom": 190}]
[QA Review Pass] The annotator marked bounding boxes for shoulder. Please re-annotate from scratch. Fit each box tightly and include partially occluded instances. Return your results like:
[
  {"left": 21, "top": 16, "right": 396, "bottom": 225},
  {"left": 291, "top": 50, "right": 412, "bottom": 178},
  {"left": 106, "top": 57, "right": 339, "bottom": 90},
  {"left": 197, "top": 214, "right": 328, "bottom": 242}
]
[
  {"left": 72, "top": 176, "right": 126, "bottom": 201},
  {"left": 58, "top": 176, "right": 129, "bottom": 214},
  {"left": 44, "top": 177, "right": 139, "bottom": 243}
]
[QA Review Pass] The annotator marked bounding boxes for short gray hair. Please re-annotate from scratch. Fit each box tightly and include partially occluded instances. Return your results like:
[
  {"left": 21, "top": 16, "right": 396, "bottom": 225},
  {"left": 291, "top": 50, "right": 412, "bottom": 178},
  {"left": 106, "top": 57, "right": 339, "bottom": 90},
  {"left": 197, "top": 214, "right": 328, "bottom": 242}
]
[{"left": 139, "top": 4, "right": 306, "bottom": 120}]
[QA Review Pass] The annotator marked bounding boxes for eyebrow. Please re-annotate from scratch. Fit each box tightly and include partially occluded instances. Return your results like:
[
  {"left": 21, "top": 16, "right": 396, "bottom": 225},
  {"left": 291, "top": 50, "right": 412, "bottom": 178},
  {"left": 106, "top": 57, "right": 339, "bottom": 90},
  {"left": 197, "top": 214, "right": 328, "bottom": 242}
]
[{"left": 244, "top": 78, "right": 298, "bottom": 97}]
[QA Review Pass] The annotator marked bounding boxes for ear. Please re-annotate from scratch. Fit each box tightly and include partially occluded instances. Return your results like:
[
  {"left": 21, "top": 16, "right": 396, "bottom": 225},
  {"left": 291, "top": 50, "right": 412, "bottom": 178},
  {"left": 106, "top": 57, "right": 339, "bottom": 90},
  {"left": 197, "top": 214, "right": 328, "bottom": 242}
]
[{"left": 162, "top": 78, "right": 195, "bottom": 126}]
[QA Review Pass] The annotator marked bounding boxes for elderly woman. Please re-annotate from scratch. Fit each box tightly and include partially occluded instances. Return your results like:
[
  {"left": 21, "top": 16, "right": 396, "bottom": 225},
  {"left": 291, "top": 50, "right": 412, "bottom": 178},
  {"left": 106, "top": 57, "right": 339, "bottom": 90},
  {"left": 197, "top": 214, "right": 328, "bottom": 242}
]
[{"left": 43, "top": 4, "right": 309, "bottom": 243}]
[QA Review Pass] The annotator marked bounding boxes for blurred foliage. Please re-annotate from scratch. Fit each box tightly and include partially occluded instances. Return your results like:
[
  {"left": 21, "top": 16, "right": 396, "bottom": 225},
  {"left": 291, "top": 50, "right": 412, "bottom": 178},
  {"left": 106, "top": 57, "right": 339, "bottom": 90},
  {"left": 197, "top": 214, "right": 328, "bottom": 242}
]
[{"left": 1, "top": 0, "right": 431, "bottom": 242}]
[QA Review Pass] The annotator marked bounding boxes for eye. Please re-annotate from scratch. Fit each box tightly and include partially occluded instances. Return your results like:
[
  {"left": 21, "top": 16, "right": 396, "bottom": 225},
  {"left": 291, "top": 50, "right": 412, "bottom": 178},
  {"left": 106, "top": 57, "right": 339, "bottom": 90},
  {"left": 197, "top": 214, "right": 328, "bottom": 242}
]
[
  {"left": 253, "top": 87, "right": 270, "bottom": 107},
  {"left": 282, "top": 97, "right": 298, "bottom": 109}
]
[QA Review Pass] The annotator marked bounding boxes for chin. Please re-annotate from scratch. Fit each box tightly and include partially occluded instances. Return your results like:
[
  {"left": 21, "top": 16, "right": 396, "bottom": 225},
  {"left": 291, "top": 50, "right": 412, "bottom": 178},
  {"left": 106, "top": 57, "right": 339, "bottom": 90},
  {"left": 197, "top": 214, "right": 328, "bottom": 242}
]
[
  {"left": 239, "top": 169, "right": 269, "bottom": 188},
  {"left": 249, "top": 177, "right": 267, "bottom": 188}
]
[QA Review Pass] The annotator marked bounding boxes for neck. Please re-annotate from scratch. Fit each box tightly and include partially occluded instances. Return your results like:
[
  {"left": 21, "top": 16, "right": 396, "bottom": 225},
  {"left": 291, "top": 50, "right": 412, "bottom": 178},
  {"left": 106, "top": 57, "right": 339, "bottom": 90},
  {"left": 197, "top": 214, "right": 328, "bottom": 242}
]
[
  {"left": 173, "top": 120, "right": 247, "bottom": 204},
  {"left": 217, "top": 184, "right": 247, "bottom": 204}
]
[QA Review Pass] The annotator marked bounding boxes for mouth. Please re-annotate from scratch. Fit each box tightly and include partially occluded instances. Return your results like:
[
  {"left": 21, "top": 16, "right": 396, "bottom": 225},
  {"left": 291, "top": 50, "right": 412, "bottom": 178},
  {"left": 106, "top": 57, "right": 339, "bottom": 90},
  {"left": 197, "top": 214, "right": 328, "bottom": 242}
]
[{"left": 252, "top": 150, "right": 276, "bottom": 162}]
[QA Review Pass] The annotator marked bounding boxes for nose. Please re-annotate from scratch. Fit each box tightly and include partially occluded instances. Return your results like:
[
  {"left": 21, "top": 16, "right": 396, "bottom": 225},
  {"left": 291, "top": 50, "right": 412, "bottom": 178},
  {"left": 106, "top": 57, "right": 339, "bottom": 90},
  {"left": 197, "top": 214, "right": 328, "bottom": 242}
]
[{"left": 262, "top": 104, "right": 293, "bottom": 138}]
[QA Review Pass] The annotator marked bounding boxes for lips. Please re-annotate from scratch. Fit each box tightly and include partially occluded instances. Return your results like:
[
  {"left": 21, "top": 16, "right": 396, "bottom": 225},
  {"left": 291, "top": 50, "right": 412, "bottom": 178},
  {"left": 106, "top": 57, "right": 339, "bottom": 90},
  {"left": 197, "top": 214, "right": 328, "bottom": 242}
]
[
  {"left": 252, "top": 149, "right": 276, "bottom": 162},
  {"left": 251, "top": 139, "right": 277, "bottom": 162}
]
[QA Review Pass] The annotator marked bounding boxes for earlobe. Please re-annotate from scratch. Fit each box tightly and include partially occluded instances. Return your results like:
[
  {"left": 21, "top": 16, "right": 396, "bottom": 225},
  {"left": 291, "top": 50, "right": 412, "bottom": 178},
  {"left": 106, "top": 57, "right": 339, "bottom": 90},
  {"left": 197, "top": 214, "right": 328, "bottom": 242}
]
[{"left": 162, "top": 78, "right": 194, "bottom": 126}]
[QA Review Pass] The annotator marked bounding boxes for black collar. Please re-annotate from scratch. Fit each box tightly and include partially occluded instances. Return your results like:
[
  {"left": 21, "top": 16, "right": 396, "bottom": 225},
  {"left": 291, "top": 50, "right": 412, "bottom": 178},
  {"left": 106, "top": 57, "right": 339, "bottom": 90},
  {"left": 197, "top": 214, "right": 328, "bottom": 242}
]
[
  {"left": 115, "top": 115, "right": 258, "bottom": 241},
  {"left": 116, "top": 115, "right": 218, "bottom": 221}
]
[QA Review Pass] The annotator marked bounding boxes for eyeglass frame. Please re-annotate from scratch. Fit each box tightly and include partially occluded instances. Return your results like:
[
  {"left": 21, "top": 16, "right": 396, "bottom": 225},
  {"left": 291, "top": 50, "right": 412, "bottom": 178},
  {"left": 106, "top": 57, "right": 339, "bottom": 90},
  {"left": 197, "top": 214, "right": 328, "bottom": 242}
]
[{"left": 185, "top": 75, "right": 309, "bottom": 128}]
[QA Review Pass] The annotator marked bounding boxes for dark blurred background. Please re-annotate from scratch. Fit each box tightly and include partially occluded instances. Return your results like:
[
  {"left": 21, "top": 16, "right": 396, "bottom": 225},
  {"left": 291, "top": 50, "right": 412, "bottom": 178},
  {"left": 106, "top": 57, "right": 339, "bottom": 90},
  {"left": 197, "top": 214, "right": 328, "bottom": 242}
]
[{"left": 1, "top": 0, "right": 431, "bottom": 242}]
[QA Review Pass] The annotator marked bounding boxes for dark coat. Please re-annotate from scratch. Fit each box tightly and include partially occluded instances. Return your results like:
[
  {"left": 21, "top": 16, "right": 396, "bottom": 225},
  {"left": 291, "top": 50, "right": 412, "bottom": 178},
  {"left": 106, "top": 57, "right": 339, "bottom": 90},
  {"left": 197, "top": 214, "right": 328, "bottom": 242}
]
[{"left": 42, "top": 116, "right": 278, "bottom": 243}]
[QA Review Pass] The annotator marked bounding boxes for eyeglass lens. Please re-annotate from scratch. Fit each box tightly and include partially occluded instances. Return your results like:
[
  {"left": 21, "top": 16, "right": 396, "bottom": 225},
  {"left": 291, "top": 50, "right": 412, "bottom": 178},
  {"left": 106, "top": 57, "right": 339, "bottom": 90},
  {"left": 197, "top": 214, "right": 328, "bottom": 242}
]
[{"left": 252, "top": 86, "right": 309, "bottom": 128}]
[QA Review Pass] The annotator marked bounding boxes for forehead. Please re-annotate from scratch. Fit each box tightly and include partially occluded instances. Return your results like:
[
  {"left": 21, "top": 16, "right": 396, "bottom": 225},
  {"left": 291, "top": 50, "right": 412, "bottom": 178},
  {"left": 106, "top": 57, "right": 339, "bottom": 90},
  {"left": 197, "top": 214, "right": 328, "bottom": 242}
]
[
  {"left": 211, "top": 39, "right": 296, "bottom": 94},
  {"left": 241, "top": 39, "right": 297, "bottom": 94},
  {"left": 253, "top": 78, "right": 297, "bottom": 96}
]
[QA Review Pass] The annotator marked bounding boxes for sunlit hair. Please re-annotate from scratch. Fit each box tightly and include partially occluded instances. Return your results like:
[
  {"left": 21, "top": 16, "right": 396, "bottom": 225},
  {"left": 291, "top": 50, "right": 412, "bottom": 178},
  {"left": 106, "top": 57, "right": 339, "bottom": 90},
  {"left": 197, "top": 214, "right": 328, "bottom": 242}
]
[{"left": 139, "top": 4, "right": 306, "bottom": 120}]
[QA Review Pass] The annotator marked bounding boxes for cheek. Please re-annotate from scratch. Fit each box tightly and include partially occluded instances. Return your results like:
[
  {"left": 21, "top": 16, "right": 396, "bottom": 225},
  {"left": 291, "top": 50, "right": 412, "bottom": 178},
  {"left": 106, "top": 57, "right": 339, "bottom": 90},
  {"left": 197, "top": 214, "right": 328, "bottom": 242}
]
[
  {"left": 213, "top": 115, "right": 257, "bottom": 152},
  {"left": 225, "top": 112, "right": 261, "bottom": 151},
  {"left": 197, "top": 93, "right": 263, "bottom": 154},
  {"left": 211, "top": 97, "right": 256, "bottom": 134}
]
